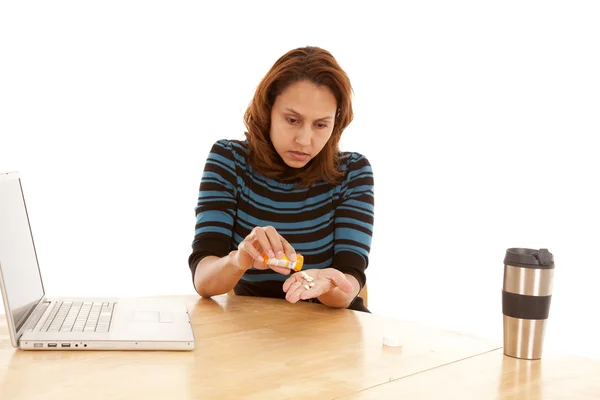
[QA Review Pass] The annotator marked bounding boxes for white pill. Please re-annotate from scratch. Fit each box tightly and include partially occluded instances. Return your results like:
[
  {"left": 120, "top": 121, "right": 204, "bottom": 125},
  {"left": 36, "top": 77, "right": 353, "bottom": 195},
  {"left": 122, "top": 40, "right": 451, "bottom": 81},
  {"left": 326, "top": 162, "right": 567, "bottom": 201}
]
[
  {"left": 303, "top": 284, "right": 310, "bottom": 290},
  {"left": 309, "top": 283, "right": 315, "bottom": 287}
]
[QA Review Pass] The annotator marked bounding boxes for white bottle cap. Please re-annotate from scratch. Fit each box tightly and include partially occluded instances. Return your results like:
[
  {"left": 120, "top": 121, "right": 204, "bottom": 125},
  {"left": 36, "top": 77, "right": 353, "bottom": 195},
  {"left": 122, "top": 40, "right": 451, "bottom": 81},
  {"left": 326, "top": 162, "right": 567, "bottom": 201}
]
[{"left": 382, "top": 336, "right": 402, "bottom": 347}]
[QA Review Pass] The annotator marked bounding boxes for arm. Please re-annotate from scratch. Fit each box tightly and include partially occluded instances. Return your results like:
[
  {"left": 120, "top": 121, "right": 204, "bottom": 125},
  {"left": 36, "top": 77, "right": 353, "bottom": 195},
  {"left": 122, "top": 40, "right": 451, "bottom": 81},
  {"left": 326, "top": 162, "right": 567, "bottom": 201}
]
[
  {"left": 194, "top": 227, "right": 295, "bottom": 297},
  {"left": 193, "top": 251, "right": 245, "bottom": 297},
  {"left": 188, "top": 140, "right": 240, "bottom": 297},
  {"left": 319, "top": 154, "right": 375, "bottom": 308},
  {"left": 282, "top": 154, "right": 375, "bottom": 308}
]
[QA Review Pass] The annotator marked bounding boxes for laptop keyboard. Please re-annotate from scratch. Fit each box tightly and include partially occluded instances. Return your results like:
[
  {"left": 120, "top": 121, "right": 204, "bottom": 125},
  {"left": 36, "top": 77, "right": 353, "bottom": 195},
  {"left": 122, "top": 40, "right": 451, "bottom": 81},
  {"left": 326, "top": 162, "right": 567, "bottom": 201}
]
[{"left": 41, "top": 301, "right": 115, "bottom": 333}]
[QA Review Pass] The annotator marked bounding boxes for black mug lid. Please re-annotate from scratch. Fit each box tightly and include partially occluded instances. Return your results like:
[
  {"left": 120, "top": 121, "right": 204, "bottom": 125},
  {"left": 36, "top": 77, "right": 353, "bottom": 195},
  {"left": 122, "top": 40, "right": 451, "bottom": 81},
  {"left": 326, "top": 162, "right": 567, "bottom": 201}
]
[{"left": 504, "top": 248, "right": 554, "bottom": 268}]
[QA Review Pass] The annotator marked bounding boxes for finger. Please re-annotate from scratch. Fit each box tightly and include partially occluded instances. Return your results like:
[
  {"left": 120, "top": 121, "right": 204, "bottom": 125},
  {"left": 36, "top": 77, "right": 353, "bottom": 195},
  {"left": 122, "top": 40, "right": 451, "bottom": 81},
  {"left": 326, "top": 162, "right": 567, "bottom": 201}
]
[
  {"left": 329, "top": 272, "right": 353, "bottom": 294},
  {"left": 279, "top": 236, "right": 297, "bottom": 262},
  {"left": 264, "top": 226, "right": 284, "bottom": 258},
  {"left": 243, "top": 230, "right": 263, "bottom": 256},
  {"left": 283, "top": 273, "right": 301, "bottom": 292},
  {"left": 239, "top": 240, "right": 263, "bottom": 263},
  {"left": 243, "top": 229, "right": 258, "bottom": 245},
  {"left": 270, "top": 265, "right": 291, "bottom": 275},
  {"left": 287, "top": 281, "right": 315, "bottom": 303},
  {"left": 299, "top": 285, "right": 324, "bottom": 301},
  {"left": 254, "top": 227, "right": 276, "bottom": 259},
  {"left": 285, "top": 281, "right": 303, "bottom": 302}
]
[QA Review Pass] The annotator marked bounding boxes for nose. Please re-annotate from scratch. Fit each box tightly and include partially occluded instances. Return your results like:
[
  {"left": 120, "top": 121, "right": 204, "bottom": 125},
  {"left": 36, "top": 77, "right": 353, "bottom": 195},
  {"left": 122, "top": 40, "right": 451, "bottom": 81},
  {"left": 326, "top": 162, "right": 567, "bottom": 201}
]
[{"left": 295, "top": 125, "right": 311, "bottom": 146}]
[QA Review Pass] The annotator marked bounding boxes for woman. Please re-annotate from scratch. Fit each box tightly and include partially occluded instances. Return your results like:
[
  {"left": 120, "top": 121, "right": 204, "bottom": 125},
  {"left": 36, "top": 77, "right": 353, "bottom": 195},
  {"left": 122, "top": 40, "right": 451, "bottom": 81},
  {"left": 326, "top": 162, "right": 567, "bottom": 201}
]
[{"left": 188, "top": 46, "right": 374, "bottom": 312}]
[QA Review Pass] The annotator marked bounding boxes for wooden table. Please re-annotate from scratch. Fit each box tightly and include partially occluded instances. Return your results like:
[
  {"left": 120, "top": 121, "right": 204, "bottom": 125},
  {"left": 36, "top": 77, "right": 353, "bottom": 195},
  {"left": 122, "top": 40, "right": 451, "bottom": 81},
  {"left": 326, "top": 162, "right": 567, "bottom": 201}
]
[
  {"left": 0, "top": 295, "right": 597, "bottom": 399},
  {"left": 342, "top": 347, "right": 600, "bottom": 399}
]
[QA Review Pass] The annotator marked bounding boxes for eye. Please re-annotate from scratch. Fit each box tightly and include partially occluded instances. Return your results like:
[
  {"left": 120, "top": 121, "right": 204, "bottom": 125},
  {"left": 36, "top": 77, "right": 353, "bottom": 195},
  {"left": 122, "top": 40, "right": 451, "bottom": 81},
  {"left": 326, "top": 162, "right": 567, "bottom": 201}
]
[
  {"left": 315, "top": 123, "right": 328, "bottom": 129},
  {"left": 286, "top": 117, "right": 299, "bottom": 124}
]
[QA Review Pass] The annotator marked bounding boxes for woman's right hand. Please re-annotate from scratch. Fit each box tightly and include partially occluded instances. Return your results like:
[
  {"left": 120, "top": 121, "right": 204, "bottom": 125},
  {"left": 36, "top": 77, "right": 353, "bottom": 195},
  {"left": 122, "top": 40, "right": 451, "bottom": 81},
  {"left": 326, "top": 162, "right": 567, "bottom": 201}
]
[{"left": 235, "top": 226, "right": 297, "bottom": 275}]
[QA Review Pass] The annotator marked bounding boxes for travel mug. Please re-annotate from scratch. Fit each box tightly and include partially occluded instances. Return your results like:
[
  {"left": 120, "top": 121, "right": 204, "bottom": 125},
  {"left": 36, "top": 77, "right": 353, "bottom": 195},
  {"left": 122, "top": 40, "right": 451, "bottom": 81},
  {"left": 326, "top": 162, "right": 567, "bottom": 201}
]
[{"left": 502, "top": 248, "right": 554, "bottom": 360}]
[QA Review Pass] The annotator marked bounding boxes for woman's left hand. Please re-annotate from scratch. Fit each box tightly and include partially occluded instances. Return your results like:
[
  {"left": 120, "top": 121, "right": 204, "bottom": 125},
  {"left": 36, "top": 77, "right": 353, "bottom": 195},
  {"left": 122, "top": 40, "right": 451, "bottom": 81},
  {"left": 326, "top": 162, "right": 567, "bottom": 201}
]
[{"left": 282, "top": 268, "right": 353, "bottom": 303}]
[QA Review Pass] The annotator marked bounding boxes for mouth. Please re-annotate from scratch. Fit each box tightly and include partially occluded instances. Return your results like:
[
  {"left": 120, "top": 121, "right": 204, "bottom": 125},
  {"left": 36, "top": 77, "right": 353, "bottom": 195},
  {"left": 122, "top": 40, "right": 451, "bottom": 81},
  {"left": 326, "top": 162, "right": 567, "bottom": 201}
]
[{"left": 288, "top": 150, "right": 310, "bottom": 162}]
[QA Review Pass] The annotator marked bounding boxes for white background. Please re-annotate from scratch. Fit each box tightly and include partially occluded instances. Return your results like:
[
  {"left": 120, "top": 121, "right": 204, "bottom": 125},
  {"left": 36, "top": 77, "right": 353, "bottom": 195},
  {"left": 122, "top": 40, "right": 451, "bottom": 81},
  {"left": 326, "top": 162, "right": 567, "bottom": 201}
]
[{"left": 1, "top": 1, "right": 599, "bottom": 359}]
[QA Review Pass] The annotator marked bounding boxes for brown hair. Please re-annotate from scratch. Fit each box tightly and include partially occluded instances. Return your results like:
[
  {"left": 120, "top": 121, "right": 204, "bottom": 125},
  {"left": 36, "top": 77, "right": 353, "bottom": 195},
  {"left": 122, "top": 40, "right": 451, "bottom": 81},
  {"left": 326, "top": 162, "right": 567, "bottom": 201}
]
[{"left": 243, "top": 46, "right": 354, "bottom": 188}]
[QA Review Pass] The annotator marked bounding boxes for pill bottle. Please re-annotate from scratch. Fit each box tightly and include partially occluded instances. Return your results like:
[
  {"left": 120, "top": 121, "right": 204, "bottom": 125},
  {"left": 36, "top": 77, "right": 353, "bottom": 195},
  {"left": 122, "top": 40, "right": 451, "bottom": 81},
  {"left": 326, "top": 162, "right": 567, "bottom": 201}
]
[{"left": 263, "top": 253, "right": 304, "bottom": 271}]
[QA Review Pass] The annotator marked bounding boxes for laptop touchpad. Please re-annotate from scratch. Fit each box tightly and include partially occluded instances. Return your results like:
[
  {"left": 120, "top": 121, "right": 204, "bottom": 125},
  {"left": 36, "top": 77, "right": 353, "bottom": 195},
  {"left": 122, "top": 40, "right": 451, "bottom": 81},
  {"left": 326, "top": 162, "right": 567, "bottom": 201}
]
[{"left": 131, "top": 311, "right": 160, "bottom": 322}]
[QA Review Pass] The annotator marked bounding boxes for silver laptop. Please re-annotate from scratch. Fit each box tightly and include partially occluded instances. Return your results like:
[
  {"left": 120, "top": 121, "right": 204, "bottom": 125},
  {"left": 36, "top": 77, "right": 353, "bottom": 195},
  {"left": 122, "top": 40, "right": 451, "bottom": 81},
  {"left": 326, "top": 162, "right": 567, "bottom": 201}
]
[{"left": 0, "top": 171, "right": 195, "bottom": 350}]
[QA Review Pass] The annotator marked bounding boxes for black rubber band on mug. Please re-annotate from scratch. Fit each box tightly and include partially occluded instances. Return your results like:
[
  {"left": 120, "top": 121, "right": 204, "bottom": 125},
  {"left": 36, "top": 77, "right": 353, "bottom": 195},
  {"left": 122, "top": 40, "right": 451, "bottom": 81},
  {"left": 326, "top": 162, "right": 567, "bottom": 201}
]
[{"left": 502, "top": 290, "right": 552, "bottom": 320}]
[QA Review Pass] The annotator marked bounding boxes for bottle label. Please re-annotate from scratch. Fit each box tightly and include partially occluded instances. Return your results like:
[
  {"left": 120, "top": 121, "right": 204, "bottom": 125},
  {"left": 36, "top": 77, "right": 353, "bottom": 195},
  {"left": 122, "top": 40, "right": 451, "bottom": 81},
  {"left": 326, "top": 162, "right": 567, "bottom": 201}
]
[{"left": 266, "top": 258, "right": 294, "bottom": 269}]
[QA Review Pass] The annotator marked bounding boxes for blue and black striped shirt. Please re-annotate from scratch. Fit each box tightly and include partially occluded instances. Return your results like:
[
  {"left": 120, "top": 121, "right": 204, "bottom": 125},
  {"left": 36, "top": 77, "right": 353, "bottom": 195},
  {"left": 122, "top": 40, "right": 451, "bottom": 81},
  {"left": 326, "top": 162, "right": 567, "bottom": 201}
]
[{"left": 188, "top": 139, "right": 375, "bottom": 308}]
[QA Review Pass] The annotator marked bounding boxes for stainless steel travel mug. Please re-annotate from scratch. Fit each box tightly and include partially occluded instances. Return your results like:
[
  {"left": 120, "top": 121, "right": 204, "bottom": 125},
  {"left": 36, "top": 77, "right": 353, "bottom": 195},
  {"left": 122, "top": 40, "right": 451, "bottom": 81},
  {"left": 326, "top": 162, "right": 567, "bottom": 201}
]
[{"left": 502, "top": 248, "right": 554, "bottom": 360}]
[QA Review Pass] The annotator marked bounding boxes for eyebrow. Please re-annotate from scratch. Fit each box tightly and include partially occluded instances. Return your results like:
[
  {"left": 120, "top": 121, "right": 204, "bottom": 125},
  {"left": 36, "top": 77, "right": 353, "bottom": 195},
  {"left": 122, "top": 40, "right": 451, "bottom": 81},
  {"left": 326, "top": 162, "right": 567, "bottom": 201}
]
[{"left": 284, "top": 107, "right": 334, "bottom": 121}]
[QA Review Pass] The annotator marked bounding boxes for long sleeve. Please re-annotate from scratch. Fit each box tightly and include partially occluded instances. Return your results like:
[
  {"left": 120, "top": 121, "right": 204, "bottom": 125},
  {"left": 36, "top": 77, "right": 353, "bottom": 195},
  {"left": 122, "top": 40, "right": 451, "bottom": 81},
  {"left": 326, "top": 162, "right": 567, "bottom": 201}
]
[
  {"left": 332, "top": 154, "right": 375, "bottom": 289},
  {"left": 188, "top": 139, "right": 238, "bottom": 279}
]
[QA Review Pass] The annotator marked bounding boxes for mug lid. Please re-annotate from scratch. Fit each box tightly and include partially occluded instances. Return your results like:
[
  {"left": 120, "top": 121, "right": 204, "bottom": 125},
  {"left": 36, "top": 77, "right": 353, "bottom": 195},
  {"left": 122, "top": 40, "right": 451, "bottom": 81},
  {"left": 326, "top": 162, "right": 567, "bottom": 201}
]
[{"left": 504, "top": 248, "right": 554, "bottom": 267}]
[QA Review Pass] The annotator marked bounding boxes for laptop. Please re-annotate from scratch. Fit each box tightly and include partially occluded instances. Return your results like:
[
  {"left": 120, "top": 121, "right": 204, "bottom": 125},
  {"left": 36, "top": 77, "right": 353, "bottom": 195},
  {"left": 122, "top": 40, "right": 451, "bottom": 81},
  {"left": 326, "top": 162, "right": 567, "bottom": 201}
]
[{"left": 0, "top": 171, "right": 195, "bottom": 350}]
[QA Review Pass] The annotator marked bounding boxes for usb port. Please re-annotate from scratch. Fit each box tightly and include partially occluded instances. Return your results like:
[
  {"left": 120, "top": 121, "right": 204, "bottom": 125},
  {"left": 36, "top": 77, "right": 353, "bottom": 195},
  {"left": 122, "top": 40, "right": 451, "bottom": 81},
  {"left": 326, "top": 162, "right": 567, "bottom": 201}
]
[
  {"left": 61, "top": 343, "right": 71, "bottom": 347},
  {"left": 47, "top": 343, "right": 57, "bottom": 347},
  {"left": 33, "top": 343, "right": 43, "bottom": 348}
]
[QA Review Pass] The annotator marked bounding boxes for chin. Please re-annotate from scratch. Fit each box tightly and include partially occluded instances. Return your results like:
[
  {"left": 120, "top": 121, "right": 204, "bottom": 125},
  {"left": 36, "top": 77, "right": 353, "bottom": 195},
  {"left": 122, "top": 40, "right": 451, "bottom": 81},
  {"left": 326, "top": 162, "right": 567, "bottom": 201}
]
[{"left": 284, "top": 160, "right": 309, "bottom": 169}]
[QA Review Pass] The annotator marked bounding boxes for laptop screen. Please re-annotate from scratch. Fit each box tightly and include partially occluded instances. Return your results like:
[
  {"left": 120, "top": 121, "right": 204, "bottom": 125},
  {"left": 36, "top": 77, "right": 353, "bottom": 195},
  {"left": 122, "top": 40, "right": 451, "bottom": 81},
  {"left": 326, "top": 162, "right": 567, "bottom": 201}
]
[{"left": 0, "top": 173, "right": 45, "bottom": 333}]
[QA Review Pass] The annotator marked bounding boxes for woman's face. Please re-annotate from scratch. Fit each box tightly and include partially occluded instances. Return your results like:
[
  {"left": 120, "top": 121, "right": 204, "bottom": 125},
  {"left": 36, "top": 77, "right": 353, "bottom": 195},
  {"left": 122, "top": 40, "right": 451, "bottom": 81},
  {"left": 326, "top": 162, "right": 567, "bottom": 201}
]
[{"left": 269, "top": 80, "right": 337, "bottom": 168}]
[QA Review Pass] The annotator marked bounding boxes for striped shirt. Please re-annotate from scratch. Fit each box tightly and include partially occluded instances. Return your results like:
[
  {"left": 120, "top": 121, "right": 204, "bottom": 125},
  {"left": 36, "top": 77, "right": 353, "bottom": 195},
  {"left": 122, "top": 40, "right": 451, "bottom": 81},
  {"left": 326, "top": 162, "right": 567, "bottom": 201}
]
[{"left": 188, "top": 139, "right": 375, "bottom": 309}]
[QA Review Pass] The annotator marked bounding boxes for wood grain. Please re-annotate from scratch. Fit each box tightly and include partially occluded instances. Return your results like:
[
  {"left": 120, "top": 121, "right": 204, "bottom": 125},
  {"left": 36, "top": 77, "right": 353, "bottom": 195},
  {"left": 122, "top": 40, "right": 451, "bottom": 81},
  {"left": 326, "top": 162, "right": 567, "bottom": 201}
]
[
  {"left": 0, "top": 294, "right": 498, "bottom": 399},
  {"left": 342, "top": 348, "right": 600, "bottom": 400}
]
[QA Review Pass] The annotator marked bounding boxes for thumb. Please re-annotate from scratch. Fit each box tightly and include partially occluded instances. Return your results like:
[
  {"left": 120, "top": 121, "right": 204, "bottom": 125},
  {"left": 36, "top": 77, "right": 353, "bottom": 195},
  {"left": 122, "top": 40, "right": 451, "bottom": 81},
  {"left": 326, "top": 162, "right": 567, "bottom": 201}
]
[{"left": 328, "top": 271, "right": 353, "bottom": 294}]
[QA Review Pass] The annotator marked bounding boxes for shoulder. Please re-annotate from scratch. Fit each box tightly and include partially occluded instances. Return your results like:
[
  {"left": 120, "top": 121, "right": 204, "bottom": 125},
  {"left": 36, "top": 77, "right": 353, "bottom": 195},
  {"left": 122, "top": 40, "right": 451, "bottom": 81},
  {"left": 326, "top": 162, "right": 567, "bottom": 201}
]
[
  {"left": 338, "top": 151, "right": 374, "bottom": 184},
  {"left": 206, "top": 139, "right": 249, "bottom": 168},
  {"left": 208, "top": 139, "right": 248, "bottom": 158}
]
